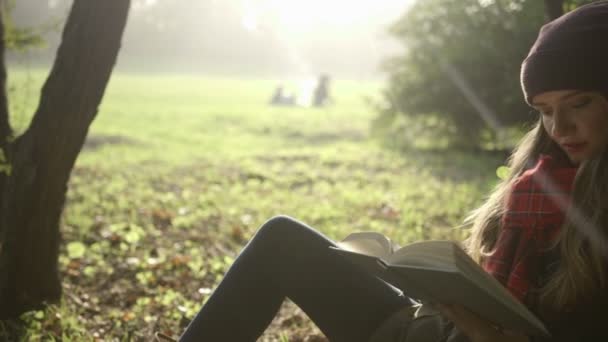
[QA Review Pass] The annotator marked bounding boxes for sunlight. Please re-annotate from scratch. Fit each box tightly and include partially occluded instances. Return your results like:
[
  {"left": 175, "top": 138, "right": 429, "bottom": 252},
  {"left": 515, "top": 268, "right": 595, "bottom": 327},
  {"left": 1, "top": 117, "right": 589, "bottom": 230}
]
[
  {"left": 241, "top": 13, "right": 259, "bottom": 32},
  {"left": 237, "top": 0, "right": 412, "bottom": 79},
  {"left": 240, "top": 0, "right": 411, "bottom": 34},
  {"left": 272, "top": 0, "right": 356, "bottom": 32}
]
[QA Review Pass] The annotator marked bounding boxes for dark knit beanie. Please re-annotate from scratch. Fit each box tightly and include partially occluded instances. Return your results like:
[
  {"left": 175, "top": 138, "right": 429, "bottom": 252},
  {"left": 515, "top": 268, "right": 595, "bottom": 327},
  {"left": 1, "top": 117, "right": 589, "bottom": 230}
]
[{"left": 520, "top": 1, "right": 608, "bottom": 105}]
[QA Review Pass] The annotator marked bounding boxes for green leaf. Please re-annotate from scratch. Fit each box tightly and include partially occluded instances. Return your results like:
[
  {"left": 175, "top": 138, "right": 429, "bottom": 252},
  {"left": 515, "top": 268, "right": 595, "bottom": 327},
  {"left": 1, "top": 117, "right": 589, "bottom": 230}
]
[
  {"left": 0, "top": 164, "right": 11, "bottom": 176},
  {"left": 83, "top": 266, "right": 97, "bottom": 277},
  {"left": 66, "top": 241, "right": 87, "bottom": 259},
  {"left": 124, "top": 230, "right": 141, "bottom": 244},
  {"left": 496, "top": 166, "right": 510, "bottom": 180},
  {"left": 34, "top": 310, "right": 44, "bottom": 320}
]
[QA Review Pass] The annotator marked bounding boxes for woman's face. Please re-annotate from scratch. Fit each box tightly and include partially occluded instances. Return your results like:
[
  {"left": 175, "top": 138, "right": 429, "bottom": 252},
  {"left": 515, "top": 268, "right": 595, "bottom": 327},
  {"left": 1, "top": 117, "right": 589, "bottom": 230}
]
[{"left": 532, "top": 90, "right": 608, "bottom": 164}]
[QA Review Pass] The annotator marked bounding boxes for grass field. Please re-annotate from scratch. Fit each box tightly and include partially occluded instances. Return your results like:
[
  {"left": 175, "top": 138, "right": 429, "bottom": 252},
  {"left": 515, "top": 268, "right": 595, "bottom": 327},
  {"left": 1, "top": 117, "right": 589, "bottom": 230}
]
[{"left": 2, "top": 69, "right": 506, "bottom": 341}]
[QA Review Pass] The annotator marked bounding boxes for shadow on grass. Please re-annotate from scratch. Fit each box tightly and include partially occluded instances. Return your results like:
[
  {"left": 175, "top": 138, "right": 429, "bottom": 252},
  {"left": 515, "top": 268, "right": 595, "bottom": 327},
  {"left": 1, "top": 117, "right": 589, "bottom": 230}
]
[
  {"left": 83, "top": 134, "right": 139, "bottom": 151},
  {"left": 282, "top": 130, "right": 366, "bottom": 145}
]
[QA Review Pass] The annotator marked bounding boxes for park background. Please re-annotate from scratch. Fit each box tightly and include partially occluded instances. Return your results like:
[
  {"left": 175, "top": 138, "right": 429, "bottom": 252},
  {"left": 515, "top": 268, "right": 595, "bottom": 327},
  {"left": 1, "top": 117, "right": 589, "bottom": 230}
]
[{"left": 0, "top": 0, "right": 595, "bottom": 341}]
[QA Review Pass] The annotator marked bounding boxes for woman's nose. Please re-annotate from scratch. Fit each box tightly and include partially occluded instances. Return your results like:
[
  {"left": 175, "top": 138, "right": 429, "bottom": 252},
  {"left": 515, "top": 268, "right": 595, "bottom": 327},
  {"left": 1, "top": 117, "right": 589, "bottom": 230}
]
[{"left": 551, "top": 111, "right": 575, "bottom": 138}]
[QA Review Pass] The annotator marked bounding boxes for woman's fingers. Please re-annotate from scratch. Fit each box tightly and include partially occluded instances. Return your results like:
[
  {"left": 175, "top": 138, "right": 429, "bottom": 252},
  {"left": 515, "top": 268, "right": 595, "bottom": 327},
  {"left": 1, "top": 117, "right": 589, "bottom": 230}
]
[{"left": 437, "top": 304, "right": 529, "bottom": 342}]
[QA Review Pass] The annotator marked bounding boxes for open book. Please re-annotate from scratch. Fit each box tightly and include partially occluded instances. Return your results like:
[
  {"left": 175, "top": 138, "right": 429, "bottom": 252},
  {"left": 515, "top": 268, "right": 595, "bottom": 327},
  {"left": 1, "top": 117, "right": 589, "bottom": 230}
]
[{"left": 330, "top": 232, "right": 550, "bottom": 338}]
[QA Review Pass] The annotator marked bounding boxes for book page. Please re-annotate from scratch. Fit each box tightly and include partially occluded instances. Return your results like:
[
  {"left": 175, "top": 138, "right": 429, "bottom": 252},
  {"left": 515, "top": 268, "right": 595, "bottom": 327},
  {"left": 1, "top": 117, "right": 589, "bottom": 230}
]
[
  {"left": 386, "top": 240, "right": 459, "bottom": 272},
  {"left": 336, "top": 232, "right": 393, "bottom": 259}
]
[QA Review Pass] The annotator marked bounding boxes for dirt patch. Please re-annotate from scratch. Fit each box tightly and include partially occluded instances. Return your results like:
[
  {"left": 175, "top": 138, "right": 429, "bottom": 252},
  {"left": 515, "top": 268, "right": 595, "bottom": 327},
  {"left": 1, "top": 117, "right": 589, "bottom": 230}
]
[
  {"left": 83, "top": 134, "right": 138, "bottom": 151},
  {"left": 282, "top": 130, "right": 367, "bottom": 145}
]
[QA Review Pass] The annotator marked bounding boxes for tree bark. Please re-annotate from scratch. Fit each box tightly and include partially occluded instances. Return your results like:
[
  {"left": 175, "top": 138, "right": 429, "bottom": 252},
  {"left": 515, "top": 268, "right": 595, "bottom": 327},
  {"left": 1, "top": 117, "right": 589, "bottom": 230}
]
[
  {"left": 0, "top": 4, "right": 9, "bottom": 145},
  {"left": 0, "top": 1, "right": 11, "bottom": 206},
  {"left": 0, "top": 0, "right": 130, "bottom": 318},
  {"left": 544, "top": 0, "right": 565, "bottom": 21}
]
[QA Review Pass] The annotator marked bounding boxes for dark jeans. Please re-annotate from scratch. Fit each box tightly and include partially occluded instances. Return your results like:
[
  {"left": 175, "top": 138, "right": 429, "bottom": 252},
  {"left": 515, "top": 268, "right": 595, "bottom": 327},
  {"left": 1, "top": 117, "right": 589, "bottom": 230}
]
[{"left": 179, "top": 215, "right": 413, "bottom": 342}]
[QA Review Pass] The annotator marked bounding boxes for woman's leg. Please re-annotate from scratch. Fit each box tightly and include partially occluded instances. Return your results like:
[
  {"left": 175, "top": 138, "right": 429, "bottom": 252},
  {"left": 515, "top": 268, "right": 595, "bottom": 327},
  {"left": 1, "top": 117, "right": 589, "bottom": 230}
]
[{"left": 179, "top": 215, "right": 412, "bottom": 342}]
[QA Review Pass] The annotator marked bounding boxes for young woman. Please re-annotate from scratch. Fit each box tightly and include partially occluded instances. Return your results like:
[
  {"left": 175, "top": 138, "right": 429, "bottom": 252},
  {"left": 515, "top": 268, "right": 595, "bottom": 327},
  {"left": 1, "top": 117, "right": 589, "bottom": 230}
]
[{"left": 177, "top": 2, "right": 608, "bottom": 341}]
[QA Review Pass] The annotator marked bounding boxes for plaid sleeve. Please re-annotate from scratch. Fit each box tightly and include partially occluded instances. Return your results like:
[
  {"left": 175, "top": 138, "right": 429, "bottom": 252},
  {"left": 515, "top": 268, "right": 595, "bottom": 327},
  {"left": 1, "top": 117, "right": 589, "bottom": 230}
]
[
  {"left": 483, "top": 223, "right": 533, "bottom": 302},
  {"left": 483, "top": 155, "right": 577, "bottom": 305}
]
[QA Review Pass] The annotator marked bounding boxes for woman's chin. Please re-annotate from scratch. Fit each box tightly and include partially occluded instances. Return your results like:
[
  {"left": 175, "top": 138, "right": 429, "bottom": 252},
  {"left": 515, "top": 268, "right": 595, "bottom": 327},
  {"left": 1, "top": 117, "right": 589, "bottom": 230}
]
[{"left": 565, "top": 148, "right": 598, "bottom": 165}]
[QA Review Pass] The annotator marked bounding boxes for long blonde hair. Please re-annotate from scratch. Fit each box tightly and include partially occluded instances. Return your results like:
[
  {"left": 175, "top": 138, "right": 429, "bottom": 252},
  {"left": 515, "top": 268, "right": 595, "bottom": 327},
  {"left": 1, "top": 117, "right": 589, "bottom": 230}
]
[{"left": 465, "top": 118, "right": 608, "bottom": 313}]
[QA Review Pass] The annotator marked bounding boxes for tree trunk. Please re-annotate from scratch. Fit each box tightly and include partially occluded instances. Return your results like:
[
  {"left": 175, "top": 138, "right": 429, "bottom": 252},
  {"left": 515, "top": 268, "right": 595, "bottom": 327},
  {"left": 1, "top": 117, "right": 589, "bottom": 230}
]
[
  {"left": 0, "top": 0, "right": 130, "bottom": 318},
  {"left": 544, "top": 0, "right": 565, "bottom": 21}
]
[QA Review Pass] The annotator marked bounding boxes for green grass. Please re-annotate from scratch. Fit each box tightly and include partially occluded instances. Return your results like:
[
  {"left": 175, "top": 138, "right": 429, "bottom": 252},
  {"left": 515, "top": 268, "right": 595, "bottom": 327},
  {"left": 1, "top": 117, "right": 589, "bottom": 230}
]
[{"left": 2, "top": 69, "right": 506, "bottom": 341}]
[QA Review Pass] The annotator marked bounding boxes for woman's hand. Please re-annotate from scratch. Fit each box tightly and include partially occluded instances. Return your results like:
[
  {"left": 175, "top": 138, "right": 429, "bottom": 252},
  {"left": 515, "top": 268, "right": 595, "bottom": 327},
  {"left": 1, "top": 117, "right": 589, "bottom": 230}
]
[{"left": 437, "top": 304, "right": 530, "bottom": 342}]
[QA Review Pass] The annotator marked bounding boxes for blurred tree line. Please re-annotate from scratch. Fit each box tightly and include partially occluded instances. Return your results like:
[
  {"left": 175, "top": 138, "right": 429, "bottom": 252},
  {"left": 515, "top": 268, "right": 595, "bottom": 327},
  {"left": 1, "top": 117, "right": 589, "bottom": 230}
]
[
  {"left": 2, "top": 0, "right": 51, "bottom": 52},
  {"left": 8, "top": 0, "right": 598, "bottom": 149},
  {"left": 375, "top": 0, "right": 597, "bottom": 150},
  {"left": 8, "top": 0, "right": 394, "bottom": 78},
  {"left": 9, "top": 0, "right": 281, "bottom": 72}
]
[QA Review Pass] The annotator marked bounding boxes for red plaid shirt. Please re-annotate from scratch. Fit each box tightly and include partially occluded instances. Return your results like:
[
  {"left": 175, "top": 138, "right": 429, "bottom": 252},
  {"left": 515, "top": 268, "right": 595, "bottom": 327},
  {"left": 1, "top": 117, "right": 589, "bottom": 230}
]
[{"left": 483, "top": 155, "right": 577, "bottom": 308}]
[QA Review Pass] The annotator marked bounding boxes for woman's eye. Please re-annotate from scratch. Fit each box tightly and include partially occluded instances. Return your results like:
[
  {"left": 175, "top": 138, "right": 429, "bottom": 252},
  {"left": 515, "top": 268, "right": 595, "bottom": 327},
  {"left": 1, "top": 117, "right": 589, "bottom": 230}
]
[
  {"left": 538, "top": 109, "right": 552, "bottom": 117},
  {"left": 572, "top": 97, "right": 592, "bottom": 109}
]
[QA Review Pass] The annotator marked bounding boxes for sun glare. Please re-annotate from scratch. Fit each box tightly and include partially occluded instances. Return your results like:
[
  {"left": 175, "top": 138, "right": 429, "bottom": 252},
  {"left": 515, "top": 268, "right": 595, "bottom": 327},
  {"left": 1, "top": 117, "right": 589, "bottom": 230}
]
[
  {"left": 241, "top": 14, "right": 259, "bottom": 32},
  {"left": 240, "top": 0, "right": 410, "bottom": 34},
  {"left": 236, "top": 0, "right": 411, "bottom": 79},
  {"left": 272, "top": 0, "right": 357, "bottom": 31}
]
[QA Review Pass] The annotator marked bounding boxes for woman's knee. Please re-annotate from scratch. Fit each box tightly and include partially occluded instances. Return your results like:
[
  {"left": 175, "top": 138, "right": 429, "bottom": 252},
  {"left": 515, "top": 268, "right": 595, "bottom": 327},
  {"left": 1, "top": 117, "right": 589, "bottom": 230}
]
[
  {"left": 255, "top": 215, "right": 315, "bottom": 244},
  {"left": 263, "top": 215, "right": 299, "bottom": 228}
]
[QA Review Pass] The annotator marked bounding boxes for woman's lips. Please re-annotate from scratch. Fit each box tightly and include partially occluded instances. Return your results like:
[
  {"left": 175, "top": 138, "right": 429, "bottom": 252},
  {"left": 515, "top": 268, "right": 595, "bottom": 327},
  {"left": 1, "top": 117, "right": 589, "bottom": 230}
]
[{"left": 562, "top": 142, "right": 587, "bottom": 153}]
